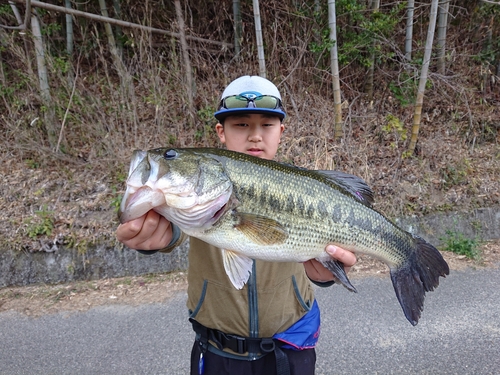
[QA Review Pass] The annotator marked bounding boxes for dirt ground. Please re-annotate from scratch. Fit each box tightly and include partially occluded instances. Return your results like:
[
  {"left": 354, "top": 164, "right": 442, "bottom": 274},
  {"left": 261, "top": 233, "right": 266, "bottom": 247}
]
[{"left": 1, "top": 239, "right": 498, "bottom": 318}]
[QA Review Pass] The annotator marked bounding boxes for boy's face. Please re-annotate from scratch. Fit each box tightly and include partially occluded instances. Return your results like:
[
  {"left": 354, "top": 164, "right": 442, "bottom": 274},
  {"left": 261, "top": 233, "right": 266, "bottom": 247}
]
[{"left": 215, "top": 113, "right": 284, "bottom": 160}]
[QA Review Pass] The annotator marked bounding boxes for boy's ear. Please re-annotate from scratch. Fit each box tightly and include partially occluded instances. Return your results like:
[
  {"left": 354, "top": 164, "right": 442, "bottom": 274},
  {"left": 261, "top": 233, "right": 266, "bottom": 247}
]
[{"left": 215, "top": 123, "right": 226, "bottom": 144}]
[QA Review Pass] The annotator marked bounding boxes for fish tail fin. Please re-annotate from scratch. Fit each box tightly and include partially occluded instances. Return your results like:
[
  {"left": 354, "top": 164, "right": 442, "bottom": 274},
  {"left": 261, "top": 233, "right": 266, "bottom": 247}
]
[{"left": 390, "top": 237, "right": 450, "bottom": 326}]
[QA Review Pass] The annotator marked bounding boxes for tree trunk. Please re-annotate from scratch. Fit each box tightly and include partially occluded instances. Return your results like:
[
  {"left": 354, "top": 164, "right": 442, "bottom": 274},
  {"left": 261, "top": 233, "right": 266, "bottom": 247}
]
[
  {"left": 252, "top": 0, "right": 266, "bottom": 78},
  {"left": 9, "top": 2, "right": 34, "bottom": 75},
  {"left": 405, "top": 0, "right": 415, "bottom": 61},
  {"left": 98, "top": 0, "right": 117, "bottom": 56},
  {"left": 436, "top": 0, "right": 450, "bottom": 74},
  {"left": 408, "top": 0, "right": 439, "bottom": 155},
  {"left": 112, "top": 0, "right": 123, "bottom": 58},
  {"left": 31, "top": 14, "right": 57, "bottom": 148},
  {"left": 65, "top": 0, "right": 74, "bottom": 86},
  {"left": 365, "top": 0, "right": 380, "bottom": 100},
  {"left": 233, "top": 0, "right": 242, "bottom": 58},
  {"left": 328, "top": 0, "right": 342, "bottom": 139},
  {"left": 174, "top": 0, "right": 195, "bottom": 127}
]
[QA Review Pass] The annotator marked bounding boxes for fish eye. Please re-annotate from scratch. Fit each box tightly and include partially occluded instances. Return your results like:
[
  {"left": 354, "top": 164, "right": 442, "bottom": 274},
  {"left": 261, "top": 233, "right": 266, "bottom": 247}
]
[{"left": 164, "top": 149, "right": 178, "bottom": 159}]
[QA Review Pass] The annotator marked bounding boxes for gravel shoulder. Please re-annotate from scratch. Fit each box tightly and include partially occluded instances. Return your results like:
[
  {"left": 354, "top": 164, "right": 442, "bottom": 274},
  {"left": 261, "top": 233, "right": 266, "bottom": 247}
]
[{"left": 1, "top": 240, "right": 498, "bottom": 318}]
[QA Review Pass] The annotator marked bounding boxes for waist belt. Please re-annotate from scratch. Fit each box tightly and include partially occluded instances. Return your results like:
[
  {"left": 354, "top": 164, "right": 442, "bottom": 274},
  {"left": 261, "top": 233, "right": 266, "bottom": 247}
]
[{"left": 189, "top": 318, "right": 290, "bottom": 375}]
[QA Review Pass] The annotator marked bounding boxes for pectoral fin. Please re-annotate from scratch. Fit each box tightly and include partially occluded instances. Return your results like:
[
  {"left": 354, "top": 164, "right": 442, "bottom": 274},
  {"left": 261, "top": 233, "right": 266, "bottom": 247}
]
[
  {"left": 222, "top": 249, "right": 254, "bottom": 289},
  {"left": 234, "top": 212, "right": 288, "bottom": 245}
]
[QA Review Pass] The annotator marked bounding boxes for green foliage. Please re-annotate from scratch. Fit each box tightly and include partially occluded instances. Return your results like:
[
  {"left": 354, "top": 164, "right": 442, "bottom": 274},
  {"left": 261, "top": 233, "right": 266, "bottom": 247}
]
[
  {"left": 197, "top": 106, "right": 216, "bottom": 126},
  {"left": 25, "top": 206, "right": 55, "bottom": 239},
  {"left": 382, "top": 114, "right": 407, "bottom": 149},
  {"left": 440, "top": 230, "right": 481, "bottom": 259},
  {"left": 471, "top": 2, "right": 500, "bottom": 68},
  {"left": 0, "top": 4, "right": 13, "bottom": 17},
  {"left": 53, "top": 56, "right": 70, "bottom": 74},
  {"left": 25, "top": 159, "right": 40, "bottom": 169},
  {"left": 195, "top": 106, "right": 217, "bottom": 142},
  {"left": 309, "top": 0, "right": 403, "bottom": 67},
  {"left": 309, "top": 28, "right": 335, "bottom": 55},
  {"left": 42, "top": 21, "right": 62, "bottom": 37},
  {"left": 440, "top": 159, "right": 472, "bottom": 188},
  {"left": 110, "top": 188, "right": 123, "bottom": 213},
  {"left": 389, "top": 72, "right": 418, "bottom": 107}
]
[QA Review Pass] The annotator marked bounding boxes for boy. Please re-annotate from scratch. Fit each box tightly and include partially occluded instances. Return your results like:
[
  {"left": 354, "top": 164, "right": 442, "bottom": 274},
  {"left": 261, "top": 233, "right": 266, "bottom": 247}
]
[{"left": 116, "top": 76, "right": 357, "bottom": 375}]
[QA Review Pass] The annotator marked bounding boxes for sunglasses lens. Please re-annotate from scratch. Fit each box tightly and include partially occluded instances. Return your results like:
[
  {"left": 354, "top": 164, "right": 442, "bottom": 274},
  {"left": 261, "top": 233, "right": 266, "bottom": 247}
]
[
  {"left": 224, "top": 96, "right": 249, "bottom": 109},
  {"left": 222, "top": 95, "right": 280, "bottom": 110},
  {"left": 254, "top": 96, "right": 278, "bottom": 109}
]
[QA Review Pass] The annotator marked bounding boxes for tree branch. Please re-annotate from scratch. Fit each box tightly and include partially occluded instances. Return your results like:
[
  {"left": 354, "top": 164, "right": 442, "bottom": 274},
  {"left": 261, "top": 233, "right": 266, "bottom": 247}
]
[
  {"left": 0, "top": 0, "right": 31, "bottom": 30},
  {"left": 6, "top": 0, "right": 233, "bottom": 49}
]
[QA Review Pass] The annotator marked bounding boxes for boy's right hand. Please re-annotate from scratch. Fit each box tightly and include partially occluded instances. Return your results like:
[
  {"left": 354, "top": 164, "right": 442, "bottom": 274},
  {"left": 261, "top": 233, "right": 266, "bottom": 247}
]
[{"left": 116, "top": 210, "right": 173, "bottom": 251}]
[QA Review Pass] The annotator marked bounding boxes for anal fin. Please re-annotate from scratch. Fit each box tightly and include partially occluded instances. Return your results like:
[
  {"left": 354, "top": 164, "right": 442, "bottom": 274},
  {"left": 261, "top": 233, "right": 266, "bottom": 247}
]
[{"left": 317, "top": 259, "right": 357, "bottom": 293}]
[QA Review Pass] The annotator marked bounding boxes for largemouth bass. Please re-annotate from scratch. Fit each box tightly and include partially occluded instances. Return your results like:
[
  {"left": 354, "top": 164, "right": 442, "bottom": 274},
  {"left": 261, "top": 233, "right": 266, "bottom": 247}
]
[{"left": 119, "top": 148, "right": 449, "bottom": 325}]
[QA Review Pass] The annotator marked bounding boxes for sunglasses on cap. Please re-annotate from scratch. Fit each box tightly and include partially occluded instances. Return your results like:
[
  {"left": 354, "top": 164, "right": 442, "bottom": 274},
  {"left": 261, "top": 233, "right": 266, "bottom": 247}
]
[{"left": 218, "top": 95, "right": 283, "bottom": 111}]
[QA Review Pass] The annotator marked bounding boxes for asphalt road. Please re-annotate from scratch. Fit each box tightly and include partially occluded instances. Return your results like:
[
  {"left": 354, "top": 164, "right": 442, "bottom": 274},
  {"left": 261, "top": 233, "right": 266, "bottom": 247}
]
[{"left": 1, "top": 267, "right": 499, "bottom": 375}]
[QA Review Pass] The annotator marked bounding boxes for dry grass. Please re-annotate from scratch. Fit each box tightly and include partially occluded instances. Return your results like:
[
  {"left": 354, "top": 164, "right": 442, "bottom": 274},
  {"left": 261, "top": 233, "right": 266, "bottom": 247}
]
[{"left": 0, "top": 1, "right": 499, "bottom": 254}]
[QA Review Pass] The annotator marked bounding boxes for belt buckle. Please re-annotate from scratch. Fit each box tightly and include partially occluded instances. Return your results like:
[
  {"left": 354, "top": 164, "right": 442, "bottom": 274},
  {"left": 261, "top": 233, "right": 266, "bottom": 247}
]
[{"left": 228, "top": 334, "right": 246, "bottom": 354}]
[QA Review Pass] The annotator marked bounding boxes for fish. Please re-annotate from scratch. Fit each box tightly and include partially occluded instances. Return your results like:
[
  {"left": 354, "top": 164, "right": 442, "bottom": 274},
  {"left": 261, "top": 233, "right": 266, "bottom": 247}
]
[{"left": 119, "top": 147, "right": 449, "bottom": 325}]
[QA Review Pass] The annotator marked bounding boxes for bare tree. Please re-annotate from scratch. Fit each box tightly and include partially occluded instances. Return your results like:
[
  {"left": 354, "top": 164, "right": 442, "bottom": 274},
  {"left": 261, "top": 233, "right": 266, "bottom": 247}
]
[
  {"left": 408, "top": 0, "right": 439, "bottom": 155},
  {"left": 9, "top": 0, "right": 233, "bottom": 49},
  {"left": 436, "top": 0, "right": 450, "bottom": 74},
  {"left": 7, "top": 1, "right": 33, "bottom": 75},
  {"left": 328, "top": 0, "right": 343, "bottom": 139},
  {"left": 253, "top": 0, "right": 266, "bottom": 77}
]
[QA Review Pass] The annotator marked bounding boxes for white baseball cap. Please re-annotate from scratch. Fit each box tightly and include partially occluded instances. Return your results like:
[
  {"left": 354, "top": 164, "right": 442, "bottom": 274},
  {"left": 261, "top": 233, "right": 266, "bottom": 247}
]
[{"left": 214, "top": 75, "right": 286, "bottom": 121}]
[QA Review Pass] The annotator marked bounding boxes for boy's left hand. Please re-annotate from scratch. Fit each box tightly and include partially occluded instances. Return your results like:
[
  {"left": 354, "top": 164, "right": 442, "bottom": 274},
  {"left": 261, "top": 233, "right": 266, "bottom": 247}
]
[{"left": 304, "top": 245, "right": 357, "bottom": 283}]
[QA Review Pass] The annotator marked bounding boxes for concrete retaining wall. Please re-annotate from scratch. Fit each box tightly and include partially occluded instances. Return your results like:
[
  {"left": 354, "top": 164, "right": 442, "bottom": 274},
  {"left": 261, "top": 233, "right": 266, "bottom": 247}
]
[
  {"left": 1, "top": 207, "right": 499, "bottom": 287},
  {"left": 0, "top": 242, "right": 189, "bottom": 288}
]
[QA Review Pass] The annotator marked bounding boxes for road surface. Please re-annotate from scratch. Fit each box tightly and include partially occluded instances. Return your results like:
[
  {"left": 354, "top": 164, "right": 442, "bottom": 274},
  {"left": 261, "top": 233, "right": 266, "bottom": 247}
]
[{"left": 1, "top": 267, "right": 499, "bottom": 374}]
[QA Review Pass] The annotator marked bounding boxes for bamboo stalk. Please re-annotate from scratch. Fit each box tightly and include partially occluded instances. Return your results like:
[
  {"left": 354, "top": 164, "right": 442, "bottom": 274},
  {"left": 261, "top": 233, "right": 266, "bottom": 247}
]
[
  {"left": 436, "top": 0, "right": 450, "bottom": 74},
  {"left": 328, "top": 0, "right": 343, "bottom": 140},
  {"left": 408, "top": 0, "right": 439, "bottom": 155},
  {"left": 252, "top": 0, "right": 266, "bottom": 78},
  {"left": 233, "top": 0, "right": 242, "bottom": 57},
  {"left": 405, "top": 0, "right": 415, "bottom": 61},
  {"left": 31, "top": 13, "right": 57, "bottom": 148},
  {"left": 65, "top": 0, "right": 74, "bottom": 86},
  {"left": 174, "top": 0, "right": 195, "bottom": 126},
  {"left": 365, "top": 0, "right": 380, "bottom": 100}
]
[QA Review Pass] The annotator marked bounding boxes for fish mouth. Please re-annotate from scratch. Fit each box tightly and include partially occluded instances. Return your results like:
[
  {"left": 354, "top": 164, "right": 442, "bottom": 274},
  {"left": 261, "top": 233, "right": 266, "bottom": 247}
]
[{"left": 119, "top": 186, "right": 166, "bottom": 223}]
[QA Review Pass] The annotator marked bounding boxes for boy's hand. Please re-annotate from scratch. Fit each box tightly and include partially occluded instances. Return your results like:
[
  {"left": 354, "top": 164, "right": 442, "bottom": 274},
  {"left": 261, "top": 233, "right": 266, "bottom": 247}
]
[
  {"left": 116, "top": 210, "right": 173, "bottom": 251},
  {"left": 304, "top": 245, "right": 357, "bottom": 283}
]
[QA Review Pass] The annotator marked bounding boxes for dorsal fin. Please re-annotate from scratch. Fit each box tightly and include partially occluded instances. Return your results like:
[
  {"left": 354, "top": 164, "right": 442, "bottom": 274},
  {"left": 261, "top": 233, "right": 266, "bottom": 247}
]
[{"left": 316, "top": 170, "right": 374, "bottom": 207}]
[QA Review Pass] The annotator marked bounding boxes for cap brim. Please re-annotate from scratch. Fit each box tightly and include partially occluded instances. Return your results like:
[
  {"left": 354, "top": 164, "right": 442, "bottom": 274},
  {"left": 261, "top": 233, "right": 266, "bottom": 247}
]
[{"left": 214, "top": 107, "right": 286, "bottom": 121}]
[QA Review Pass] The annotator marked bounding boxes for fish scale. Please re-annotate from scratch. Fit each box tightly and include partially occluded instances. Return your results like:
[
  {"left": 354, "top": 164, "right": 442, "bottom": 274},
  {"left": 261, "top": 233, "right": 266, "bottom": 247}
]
[
  {"left": 216, "top": 157, "right": 410, "bottom": 266},
  {"left": 119, "top": 147, "right": 449, "bottom": 325}
]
